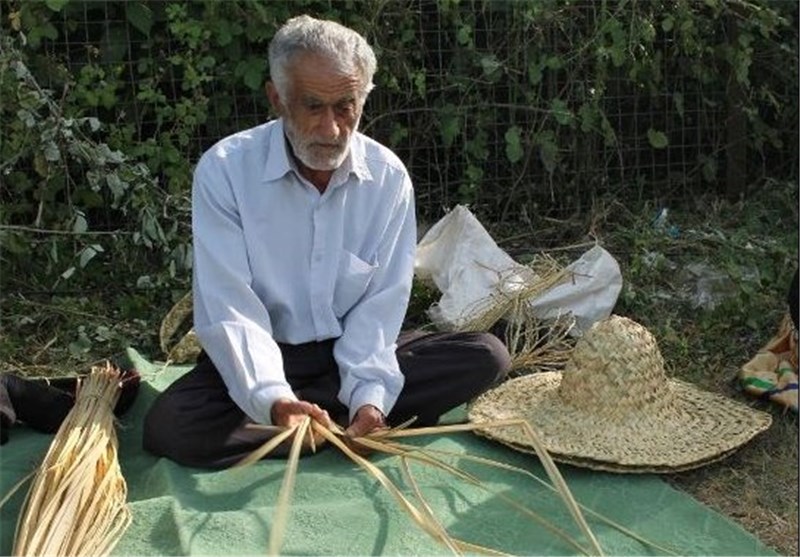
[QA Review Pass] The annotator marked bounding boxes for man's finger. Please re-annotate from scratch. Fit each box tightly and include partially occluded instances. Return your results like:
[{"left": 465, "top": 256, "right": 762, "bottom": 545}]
[{"left": 308, "top": 404, "right": 332, "bottom": 427}]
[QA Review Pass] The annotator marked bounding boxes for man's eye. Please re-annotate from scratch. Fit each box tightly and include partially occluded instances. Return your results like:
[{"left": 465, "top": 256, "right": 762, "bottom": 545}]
[{"left": 336, "top": 103, "right": 355, "bottom": 114}]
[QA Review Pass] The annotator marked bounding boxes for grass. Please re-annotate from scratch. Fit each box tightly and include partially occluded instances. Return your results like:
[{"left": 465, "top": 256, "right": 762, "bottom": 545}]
[
  {"left": 1, "top": 180, "right": 797, "bottom": 554},
  {"left": 493, "top": 181, "right": 799, "bottom": 555}
]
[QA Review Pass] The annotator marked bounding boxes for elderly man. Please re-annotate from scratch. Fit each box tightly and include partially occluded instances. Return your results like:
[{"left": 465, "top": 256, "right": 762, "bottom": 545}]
[{"left": 143, "top": 15, "right": 510, "bottom": 468}]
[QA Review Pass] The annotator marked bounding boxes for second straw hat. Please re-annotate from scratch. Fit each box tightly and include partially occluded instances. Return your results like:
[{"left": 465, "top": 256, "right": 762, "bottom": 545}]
[{"left": 468, "top": 315, "right": 772, "bottom": 473}]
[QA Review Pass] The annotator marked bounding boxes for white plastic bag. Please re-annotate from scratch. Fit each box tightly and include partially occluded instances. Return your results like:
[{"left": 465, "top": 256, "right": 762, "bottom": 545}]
[
  {"left": 415, "top": 206, "right": 535, "bottom": 331},
  {"left": 527, "top": 244, "right": 622, "bottom": 335},
  {"left": 414, "top": 205, "right": 622, "bottom": 334}
]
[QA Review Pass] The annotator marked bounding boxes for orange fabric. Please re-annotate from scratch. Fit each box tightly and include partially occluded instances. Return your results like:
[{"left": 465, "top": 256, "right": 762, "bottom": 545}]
[{"left": 739, "top": 314, "right": 798, "bottom": 412}]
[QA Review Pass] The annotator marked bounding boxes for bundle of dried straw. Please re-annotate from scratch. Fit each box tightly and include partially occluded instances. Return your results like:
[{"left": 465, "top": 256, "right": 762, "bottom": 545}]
[
  {"left": 454, "top": 254, "right": 576, "bottom": 373},
  {"left": 452, "top": 254, "right": 570, "bottom": 334},
  {"left": 13, "top": 362, "right": 131, "bottom": 556}
]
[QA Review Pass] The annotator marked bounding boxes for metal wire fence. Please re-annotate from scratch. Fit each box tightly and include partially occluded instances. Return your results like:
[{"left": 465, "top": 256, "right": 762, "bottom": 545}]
[{"left": 25, "top": 0, "right": 800, "bottom": 227}]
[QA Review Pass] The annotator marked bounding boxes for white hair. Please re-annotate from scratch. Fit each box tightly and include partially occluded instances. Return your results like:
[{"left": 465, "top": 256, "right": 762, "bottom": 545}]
[{"left": 268, "top": 15, "right": 377, "bottom": 102}]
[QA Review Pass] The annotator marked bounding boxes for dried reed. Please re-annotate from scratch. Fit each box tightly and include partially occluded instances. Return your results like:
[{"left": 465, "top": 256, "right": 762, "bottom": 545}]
[
  {"left": 386, "top": 441, "right": 680, "bottom": 556},
  {"left": 269, "top": 417, "right": 310, "bottom": 556},
  {"left": 503, "top": 305, "right": 575, "bottom": 373},
  {"left": 237, "top": 417, "right": 608, "bottom": 556},
  {"left": 453, "top": 254, "right": 570, "bottom": 333},
  {"left": 12, "top": 362, "right": 131, "bottom": 557},
  {"left": 449, "top": 254, "right": 577, "bottom": 374}
]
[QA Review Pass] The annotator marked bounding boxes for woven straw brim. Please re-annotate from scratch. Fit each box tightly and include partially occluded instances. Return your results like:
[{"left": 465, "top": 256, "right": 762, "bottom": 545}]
[{"left": 468, "top": 373, "right": 772, "bottom": 473}]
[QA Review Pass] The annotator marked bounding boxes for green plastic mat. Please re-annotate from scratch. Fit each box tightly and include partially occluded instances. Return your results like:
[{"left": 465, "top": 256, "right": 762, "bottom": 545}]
[{"left": 0, "top": 348, "right": 777, "bottom": 556}]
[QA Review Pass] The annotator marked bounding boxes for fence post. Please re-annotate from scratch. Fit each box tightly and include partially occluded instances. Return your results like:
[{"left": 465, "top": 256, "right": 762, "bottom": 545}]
[{"left": 725, "top": 13, "right": 747, "bottom": 200}]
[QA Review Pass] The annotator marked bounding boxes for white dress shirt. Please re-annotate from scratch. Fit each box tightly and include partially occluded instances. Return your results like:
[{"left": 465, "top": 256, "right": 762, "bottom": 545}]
[{"left": 192, "top": 119, "right": 416, "bottom": 425}]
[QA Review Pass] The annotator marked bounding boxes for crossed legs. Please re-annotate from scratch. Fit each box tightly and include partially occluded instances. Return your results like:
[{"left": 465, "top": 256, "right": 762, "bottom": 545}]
[{"left": 143, "top": 331, "right": 510, "bottom": 468}]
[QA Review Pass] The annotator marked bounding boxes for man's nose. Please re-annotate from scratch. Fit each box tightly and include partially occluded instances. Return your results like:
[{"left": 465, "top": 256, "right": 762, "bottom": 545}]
[{"left": 317, "top": 106, "right": 339, "bottom": 138}]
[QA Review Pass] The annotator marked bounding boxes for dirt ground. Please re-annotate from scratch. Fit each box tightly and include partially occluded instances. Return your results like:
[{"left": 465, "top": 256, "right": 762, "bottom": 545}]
[{"left": 666, "top": 402, "right": 798, "bottom": 556}]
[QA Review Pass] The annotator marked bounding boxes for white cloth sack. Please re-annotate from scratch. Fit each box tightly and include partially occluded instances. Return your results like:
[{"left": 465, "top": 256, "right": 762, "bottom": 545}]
[
  {"left": 527, "top": 244, "right": 623, "bottom": 335},
  {"left": 414, "top": 205, "right": 622, "bottom": 335}
]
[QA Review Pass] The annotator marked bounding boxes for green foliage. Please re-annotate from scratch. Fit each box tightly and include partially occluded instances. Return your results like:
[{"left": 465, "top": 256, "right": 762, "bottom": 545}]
[
  {"left": 0, "top": 31, "right": 190, "bottom": 300},
  {"left": 365, "top": 0, "right": 795, "bottom": 218},
  {"left": 405, "top": 278, "right": 439, "bottom": 330},
  {"left": 0, "top": 0, "right": 796, "bottom": 343},
  {"left": 611, "top": 181, "right": 798, "bottom": 385}
]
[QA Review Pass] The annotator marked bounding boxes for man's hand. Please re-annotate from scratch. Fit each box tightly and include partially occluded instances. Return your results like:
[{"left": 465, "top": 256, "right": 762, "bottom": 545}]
[
  {"left": 270, "top": 398, "right": 331, "bottom": 450},
  {"left": 271, "top": 398, "right": 331, "bottom": 428},
  {"left": 344, "top": 404, "right": 388, "bottom": 456}
]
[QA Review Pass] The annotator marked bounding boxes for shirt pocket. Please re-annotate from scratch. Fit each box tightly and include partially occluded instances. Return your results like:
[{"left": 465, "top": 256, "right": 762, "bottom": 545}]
[{"left": 333, "top": 250, "right": 379, "bottom": 318}]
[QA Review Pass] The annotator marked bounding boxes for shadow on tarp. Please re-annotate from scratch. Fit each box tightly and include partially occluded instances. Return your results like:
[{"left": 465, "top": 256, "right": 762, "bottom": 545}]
[{"left": 0, "top": 348, "right": 778, "bottom": 556}]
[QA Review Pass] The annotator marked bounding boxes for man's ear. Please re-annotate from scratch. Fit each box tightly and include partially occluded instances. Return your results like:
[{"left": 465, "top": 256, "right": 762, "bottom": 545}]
[{"left": 265, "top": 82, "right": 284, "bottom": 116}]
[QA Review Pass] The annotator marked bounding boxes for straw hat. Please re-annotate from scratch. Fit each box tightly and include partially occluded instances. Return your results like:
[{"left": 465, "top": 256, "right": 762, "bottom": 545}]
[{"left": 468, "top": 315, "right": 773, "bottom": 473}]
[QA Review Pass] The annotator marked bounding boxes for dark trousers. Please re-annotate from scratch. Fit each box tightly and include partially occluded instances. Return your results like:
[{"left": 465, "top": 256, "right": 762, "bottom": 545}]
[{"left": 143, "top": 330, "right": 510, "bottom": 468}]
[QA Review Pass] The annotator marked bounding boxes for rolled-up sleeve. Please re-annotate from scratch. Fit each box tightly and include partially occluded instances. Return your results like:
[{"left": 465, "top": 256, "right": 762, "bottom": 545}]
[
  {"left": 333, "top": 175, "right": 416, "bottom": 421},
  {"left": 192, "top": 155, "right": 296, "bottom": 424}
]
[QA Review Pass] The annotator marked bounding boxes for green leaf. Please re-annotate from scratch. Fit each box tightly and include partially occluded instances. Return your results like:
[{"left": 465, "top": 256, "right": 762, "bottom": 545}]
[
  {"left": 699, "top": 154, "right": 717, "bottom": 183},
  {"left": 550, "top": 98, "right": 573, "bottom": 126},
  {"left": 73, "top": 212, "right": 88, "bottom": 233},
  {"left": 79, "top": 244, "right": 103, "bottom": 268},
  {"left": 215, "top": 19, "right": 237, "bottom": 47},
  {"left": 44, "top": 0, "right": 70, "bottom": 12},
  {"left": 535, "top": 130, "right": 558, "bottom": 173},
  {"left": 17, "top": 109, "right": 35, "bottom": 128},
  {"left": 465, "top": 130, "right": 489, "bottom": 161},
  {"left": 68, "top": 331, "right": 92, "bottom": 356},
  {"left": 456, "top": 24, "right": 472, "bottom": 46},
  {"left": 412, "top": 70, "right": 426, "bottom": 97},
  {"left": 126, "top": 2, "right": 154, "bottom": 36},
  {"left": 527, "top": 61, "right": 543, "bottom": 85},
  {"left": 479, "top": 55, "right": 502, "bottom": 79},
  {"left": 439, "top": 109, "right": 461, "bottom": 149},
  {"left": 43, "top": 141, "right": 61, "bottom": 162},
  {"left": 604, "top": 16, "right": 626, "bottom": 67},
  {"left": 465, "top": 164, "right": 483, "bottom": 184},
  {"left": 672, "top": 92, "right": 685, "bottom": 119},
  {"left": 106, "top": 173, "right": 127, "bottom": 205},
  {"left": 647, "top": 128, "right": 669, "bottom": 149},
  {"left": 504, "top": 125, "right": 524, "bottom": 164},
  {"left": 389, "top": 122, "right": 408, "bottom": 146},
  {"left": 238, "top": 57, "right": 265, "bottom": 91},
  {"left": 545, "top": 55, "right": 563, "bottom": 70},
  {"left": 578, "top": 103, "right": 599, "bottom": 133},
  {"left": 28, "top": 23, "right": 59, "bottom": 47}
]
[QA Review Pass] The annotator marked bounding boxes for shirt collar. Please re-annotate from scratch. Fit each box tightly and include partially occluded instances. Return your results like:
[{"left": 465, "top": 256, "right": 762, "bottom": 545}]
[
  {"left": 262, "top": 119, "right": 293, "bottom": 183},
  {"left": 262, "top": 119, "right": 373, "bottom": 185},
  {"left": 347, "top": 131, "right": 372, "bottom": 182}
]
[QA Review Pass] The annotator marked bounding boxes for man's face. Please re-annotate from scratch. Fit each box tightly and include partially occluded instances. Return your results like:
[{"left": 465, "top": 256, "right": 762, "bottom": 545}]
[{"left": 272, "top": 53, "right": 364, "bottom": 172}]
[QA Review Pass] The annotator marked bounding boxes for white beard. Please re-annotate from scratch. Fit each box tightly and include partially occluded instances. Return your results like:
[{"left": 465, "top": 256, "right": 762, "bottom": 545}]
[{"left": 283, "top": 117, "right": 359, "bottom": 171}]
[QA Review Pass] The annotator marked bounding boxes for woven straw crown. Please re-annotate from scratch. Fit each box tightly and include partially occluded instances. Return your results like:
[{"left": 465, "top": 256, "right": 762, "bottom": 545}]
[
  {"left": 469, "top": 315, "right": 773, "bottom": 473},
  {"left": 558, "top": 315, "right": 673, "bottom": 420}
]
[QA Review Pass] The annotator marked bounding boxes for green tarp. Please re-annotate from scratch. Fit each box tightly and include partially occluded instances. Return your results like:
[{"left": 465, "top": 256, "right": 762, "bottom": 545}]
[{"left": 0, "top": 349, "right": 777, "bottom": 556}]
